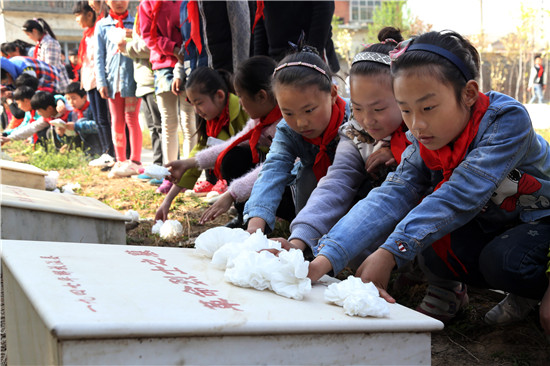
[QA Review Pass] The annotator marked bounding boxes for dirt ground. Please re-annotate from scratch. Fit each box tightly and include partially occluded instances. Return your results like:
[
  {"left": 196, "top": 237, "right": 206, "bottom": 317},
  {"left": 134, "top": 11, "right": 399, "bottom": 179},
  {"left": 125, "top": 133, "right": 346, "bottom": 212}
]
[{"left": 2, "top": 161, "right": 550, "bottom": 365}]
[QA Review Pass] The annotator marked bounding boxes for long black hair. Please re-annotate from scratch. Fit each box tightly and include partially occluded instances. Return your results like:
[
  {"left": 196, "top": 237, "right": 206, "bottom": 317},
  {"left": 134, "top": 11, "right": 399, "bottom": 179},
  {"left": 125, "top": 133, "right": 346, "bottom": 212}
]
[{"left": 22, "top": 18, "right": 57, "bottom": 40}]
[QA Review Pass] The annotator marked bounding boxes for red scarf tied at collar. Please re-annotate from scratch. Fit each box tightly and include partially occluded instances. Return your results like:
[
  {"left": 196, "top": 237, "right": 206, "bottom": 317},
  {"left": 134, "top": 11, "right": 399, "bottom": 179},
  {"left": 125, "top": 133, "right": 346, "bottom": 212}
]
[
  {"left": 109, "top": 9, "right": 129, "bottom": 28},
  {"left": 206, "top": 99, "right": 230, "bottom": 139},
  {"left": 420, "top": 92, "right": 490, "bottom": 277},
  {"left": 32, "top": 34, "right": 44, "bottom": 59},
  {"left": 390, "top": 123, "right": 411, "bottom": 164},
  {"left": 303, "top": 96, "right": 346, "bottom": 181},
  {"left": 74, "top": 100, "right": 90, "bottom": 119},
  {"left": 214, "top": 105, "right": 282, "bottom": 179}
]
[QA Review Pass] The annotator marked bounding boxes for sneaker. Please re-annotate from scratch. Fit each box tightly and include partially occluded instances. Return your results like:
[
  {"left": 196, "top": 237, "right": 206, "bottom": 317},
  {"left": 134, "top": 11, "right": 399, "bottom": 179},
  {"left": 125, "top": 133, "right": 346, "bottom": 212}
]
[
  {"left": 484, "top": 293, "right": 539, "bottom": 325},
  {"left": 211, "top": 179, "right": 228, "bottom": 194},
  {"left": 108, "top": 161, "right": 142, "bottom": 178},
  {"left": 416, "top": 284, "right": 469, "bottom": 324},
  {"left": 148, "top": 178, "right": 164, "bottom": 185},
  {"left": 193, "top": 180, "right": 214, "bottom": 194},
  {"left": 89, "top": 153, "right": 115, "bottom": 168},
  {"left": 155, "top": 179, "right": 173, "bottom": 194}
]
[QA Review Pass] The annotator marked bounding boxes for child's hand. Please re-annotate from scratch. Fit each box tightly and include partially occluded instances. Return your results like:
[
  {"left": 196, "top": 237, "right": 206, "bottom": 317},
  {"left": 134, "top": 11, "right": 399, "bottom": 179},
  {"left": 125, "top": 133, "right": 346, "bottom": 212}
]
[
  {"left": 1, "top": 136, "right": 10, "bottom": 146},
  {"left": 246, "top": 217, "right": 266, "bottom": 234},
  {"left": 271, "top": 238, "right": 307, "bottom": 251},
  {"left": 540, "top": 281, "right": 550, "bottom": 335},
  {"left": 355, "top": 248, "right": 397, "bottom": 303},
  {"left": 155, "top": 201, "right": 170, "bottom": 222},
  {"left": 56, "top": 100, "right": 67, "bottom": 115},
  {"left": 307, "top": 255, "right": 333, "bottom": 282},
  {"left": 365, "top": 147, "right": 396, "bottom": 180},
  {"left": 55, "top": 126, "right": 66, "bottom": 136},
  {"left": 166, "top": 158, "right": 196, "bottom": 182},
  {"left": 172, "top": 78, "right": 184, "bottom": 95},
  {"left": 117, "top": 37, "right": 127, "bottom": 53},
  {"left": 199, "top": 192, "right": 234, "bottom": 224},
  {"left": 125, "top": 28, "right": 132, "bottom": 38},
  {"left": 99, "top": 86, "right": 109, "bottom": 99}
]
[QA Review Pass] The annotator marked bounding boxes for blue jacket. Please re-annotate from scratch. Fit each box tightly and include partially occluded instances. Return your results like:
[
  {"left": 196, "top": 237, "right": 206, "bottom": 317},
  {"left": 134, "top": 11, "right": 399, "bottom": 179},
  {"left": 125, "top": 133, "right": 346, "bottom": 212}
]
[
  {"left": 180, "top": 0, "right": 208, "bottom": 70},
  {"left": 316, "top": 92, "right": 550, "bottom": 274},
  {"left": 244, "top": 100, "right": 350, "bottom": 231},
  {"left": 94, "top": 14, "right": 137, "bottom": 98}
]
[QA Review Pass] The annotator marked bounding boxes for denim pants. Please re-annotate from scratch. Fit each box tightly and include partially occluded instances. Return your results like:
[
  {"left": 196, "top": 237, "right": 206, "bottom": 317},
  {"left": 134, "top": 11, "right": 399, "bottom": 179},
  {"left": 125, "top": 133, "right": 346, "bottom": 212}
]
[
  {"left": 420, "top": 218, "right": 550, "bottom": 300},
  {"left": 529, "top": 84, "right": 544, "bottom": 104},
  {"left": 88, "top": 88, "right": 114, "bottom": 156}
]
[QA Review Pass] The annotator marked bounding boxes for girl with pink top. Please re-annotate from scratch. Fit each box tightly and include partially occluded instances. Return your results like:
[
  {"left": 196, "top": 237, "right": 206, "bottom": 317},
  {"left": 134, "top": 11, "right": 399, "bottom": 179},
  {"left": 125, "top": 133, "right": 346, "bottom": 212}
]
[{"left": 138, "top": 0, "right": 196, "bottom": 193}]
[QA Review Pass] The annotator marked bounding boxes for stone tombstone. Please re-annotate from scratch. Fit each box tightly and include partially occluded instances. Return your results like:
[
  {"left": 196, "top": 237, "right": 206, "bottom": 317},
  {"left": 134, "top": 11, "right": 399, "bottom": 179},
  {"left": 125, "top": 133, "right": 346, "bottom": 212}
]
[
  {"left": 0, "top": 159, "right": 47, "bottom": 190},
  {"left": 0, "top": 184, "right": 126, "bottom": 244},
  {"left": 2, "top": 240, "right": 443, "bottom": 365}
]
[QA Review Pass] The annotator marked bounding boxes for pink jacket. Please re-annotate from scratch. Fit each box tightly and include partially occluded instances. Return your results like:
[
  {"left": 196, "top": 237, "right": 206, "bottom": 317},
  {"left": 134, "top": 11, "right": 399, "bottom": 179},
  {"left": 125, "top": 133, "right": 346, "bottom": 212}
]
[{"left": 138, "top": 0, "right": 183, "bottom": 70}]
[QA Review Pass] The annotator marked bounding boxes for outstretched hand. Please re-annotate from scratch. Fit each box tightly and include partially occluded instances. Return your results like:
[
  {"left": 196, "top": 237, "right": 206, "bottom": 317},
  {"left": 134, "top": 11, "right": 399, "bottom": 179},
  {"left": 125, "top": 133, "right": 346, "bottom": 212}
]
[
  {"left": 355, "top": 248, "right": 397, "bottom": 303},
  {"left": 166, "top": 159, "right": 196, "bottom": 183},
  {"left": 200, "top": 192, "right": 234, "bottom": 224},
  {"left": 365, "top": 147, "right": 396, "bottom": 180}
]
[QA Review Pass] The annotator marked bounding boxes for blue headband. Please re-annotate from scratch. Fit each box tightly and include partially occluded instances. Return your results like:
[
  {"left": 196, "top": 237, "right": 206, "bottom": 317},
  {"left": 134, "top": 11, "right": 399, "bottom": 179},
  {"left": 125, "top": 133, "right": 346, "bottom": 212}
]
[{"left": 406, "top": 43, "right": 473, "bottom": 81}]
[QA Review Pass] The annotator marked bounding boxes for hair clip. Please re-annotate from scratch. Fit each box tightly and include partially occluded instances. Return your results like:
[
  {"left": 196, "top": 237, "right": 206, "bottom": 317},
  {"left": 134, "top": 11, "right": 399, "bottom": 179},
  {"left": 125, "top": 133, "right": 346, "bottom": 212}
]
[
  {"left": 273, "top": 61, "right": 331, "bottom": 82},
  {"left": 352, "top": 52, "right": 391, "bottom": 66},
  {"left": 381, "top": 38, "right": 398, "bottom": 45},
  {"left": 389, "top": 39, "right": 412, "bottom": 62}
]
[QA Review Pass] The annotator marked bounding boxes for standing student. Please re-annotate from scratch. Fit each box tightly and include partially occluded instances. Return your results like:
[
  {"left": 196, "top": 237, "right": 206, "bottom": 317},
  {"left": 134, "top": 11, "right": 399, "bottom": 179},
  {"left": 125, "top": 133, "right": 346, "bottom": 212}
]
[
  {"left": 163, "top": 66, "right": 248, "bottom": 218},
  {"left": 528, "top": 54, "right": 546, "bottom": 104},
  {"left": 243, "top": 46, "right": 350, "bottom": 234},
  {"left": 307, "top": 31, "right": 550, "bottom": 331},
  {"left": 73, "top": 1, "right": 116, "bottom": 168},
  {"left": 276, "top": 28, "right": 409, "bottom": 262},
  {"left": 22, "top": 18, "right": 70, "bottom": 93},
  {"left": 95, "top": 0, "right": 143, "bottom": 178}
]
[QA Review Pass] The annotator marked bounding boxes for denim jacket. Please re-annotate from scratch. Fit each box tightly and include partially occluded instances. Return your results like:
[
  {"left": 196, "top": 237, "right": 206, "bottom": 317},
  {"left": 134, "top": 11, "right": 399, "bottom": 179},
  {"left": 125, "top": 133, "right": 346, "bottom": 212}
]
[
  {"left": 94, "top": 14, "right": 137, "bottom": 98},
  {"left": 316, "top": 91, "right": 550, "bottom": 274},
  {"left": 244, "top": 100, "right": 350, "bottom": 231}
]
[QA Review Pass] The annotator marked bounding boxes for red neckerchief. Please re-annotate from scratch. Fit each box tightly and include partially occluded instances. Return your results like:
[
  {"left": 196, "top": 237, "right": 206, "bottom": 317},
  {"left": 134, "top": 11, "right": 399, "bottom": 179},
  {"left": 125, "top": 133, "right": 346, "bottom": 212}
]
[
  {"left": 214, "top": 105, "right": 281, "bottom": 179},
  {"left": 33, "top": 108, "right": 71, "bottom": 144},
  {"left": 303, "top": 96, "right": 346, "bottom": 181},
  {"left": 32, "top": 35, "right": 44, "bottom": 59},
  {"left": 421, "top": 92, "right": 490, "bottom": 277},
  {"left": 206, "top": 99, "right": 230, "bottom": 138},
  {"left": 109, "top": 9, "right": 128, "bottom": 28},
  {"left": 74, "top": 100, "right": 90, "bottom": 119},
  {"left": 390, "top": 122, "right": 411, "bottom": 164},
  {"left": 537, "top": 64, "right": 544, "bottom": 78},
  {"left": 184, "top": 0, "right": 202, "bottom": 55},
  {"left": 252, "top": 0, "right": 265, "bottom": 33}
]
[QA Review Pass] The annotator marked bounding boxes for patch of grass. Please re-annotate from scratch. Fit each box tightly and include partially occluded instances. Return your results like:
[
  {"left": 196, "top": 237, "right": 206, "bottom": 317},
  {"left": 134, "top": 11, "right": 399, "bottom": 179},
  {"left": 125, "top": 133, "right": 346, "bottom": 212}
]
[
  {"left": 535, "top": 128, "right": 550, "bottom": 142},
  {"left": 9, "top": 140, "right": 91, "bottom": 171}
]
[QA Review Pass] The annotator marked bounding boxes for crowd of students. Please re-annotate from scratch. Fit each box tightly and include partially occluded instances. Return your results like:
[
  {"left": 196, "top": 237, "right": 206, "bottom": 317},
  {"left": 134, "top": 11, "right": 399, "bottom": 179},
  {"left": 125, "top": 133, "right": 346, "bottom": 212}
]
[{"left": 1, "top": 0, "right": 549, "bottom": 337}]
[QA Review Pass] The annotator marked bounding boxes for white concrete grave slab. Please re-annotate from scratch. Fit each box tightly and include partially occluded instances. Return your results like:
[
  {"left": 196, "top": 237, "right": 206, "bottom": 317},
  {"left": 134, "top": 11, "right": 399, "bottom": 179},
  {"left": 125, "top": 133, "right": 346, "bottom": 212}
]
[
  {"left": 2, "top": 240, "right": 443, "bottom": 365},
  {"left": 0, "top": 184, "right": 126, "bottom": 244},
  {"left": 0, "top": 159, "right": 47, "bottom": 190}
]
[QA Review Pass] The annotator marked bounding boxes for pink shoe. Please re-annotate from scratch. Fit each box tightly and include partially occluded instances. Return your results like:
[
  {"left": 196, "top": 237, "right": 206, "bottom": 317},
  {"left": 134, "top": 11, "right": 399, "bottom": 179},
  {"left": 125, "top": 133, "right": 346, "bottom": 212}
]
[
  {"left": 155, "top": 179, "right": 173, "bottom": 194},
  {"left": 211, "top": 179, "right": 228, "bottom": 194}
]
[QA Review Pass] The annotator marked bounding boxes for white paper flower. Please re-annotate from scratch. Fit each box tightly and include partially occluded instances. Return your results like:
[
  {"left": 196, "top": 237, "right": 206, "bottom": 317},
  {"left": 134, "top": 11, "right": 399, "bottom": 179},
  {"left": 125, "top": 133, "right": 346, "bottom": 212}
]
[
  {"left": 224, "top": 250, "right": 275, "bottom": 290},
  {"left": 152, "top": 220, "right": 163, "bottom": 234},
  {"left": 45, "top": 171, "right": 59, "bottom": 191},
  {"left": 324, "top": 276, "right": 389, "bottom": 317},
  {"left": 195, "top": 227, "right": 250, "bottom": 258},
  {"left": 144, "top": 165, "right": 170, "bottom": 180},
  {"left": 268, "top": 249, "right": 311, "bottom": 300},
  {"left": 159, "top": 220, "right": 183, "bottom": 240},
  {"left": 124, "top": 210, "right": 140, "bottom": 222}
]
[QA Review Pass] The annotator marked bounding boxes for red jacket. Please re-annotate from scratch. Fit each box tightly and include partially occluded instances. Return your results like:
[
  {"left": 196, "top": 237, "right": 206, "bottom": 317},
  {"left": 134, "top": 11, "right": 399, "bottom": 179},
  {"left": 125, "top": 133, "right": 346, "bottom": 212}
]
[{"left": 138, "top": 0, "right": 183, "bottom": 70}]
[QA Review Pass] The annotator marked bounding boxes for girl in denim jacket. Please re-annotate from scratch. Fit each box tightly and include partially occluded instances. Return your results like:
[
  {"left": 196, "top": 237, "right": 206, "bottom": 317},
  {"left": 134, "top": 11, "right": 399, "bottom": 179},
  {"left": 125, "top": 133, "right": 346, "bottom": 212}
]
[
  {"left": 308, "top": 30, "right": 550, "bottom": 328},
  {"left": 95, "top": 0, "right": 142, "bottom": 178},
  {"left": 244, "top": 46, "right": 350, "bottom": 234}
]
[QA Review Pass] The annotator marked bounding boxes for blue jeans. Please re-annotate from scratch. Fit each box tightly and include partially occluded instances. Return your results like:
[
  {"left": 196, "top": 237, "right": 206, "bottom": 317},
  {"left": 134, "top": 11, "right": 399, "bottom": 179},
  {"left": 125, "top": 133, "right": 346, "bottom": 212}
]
[
  {"left": 420, "top": 218, "right": 550, "bottom": 300},
  {"left": 529, "top": 84, "right": 544, "bottom": 104},
  {"left": 88, "top": 88, "right": 114, "bottom": 156}
]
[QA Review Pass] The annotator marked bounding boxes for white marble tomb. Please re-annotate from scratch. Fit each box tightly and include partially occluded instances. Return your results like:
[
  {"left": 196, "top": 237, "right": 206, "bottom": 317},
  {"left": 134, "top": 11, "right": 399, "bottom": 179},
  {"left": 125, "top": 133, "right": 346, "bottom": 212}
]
[
  {"left": 0, "top": 184, "right": 127, "bottom": 244},
  {"left": 0, "top": 159, "right": 47, "bottom": 190},
  {"left": 2, "top": 240, "right": 443, "bottom": 365}
]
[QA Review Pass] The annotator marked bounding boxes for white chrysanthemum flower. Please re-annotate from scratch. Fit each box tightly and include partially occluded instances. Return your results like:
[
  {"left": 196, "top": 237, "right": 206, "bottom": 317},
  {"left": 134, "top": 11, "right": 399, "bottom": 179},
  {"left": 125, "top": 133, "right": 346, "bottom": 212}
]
[{"left": 144, "top": 165, "right": 170, "bottom": 180}]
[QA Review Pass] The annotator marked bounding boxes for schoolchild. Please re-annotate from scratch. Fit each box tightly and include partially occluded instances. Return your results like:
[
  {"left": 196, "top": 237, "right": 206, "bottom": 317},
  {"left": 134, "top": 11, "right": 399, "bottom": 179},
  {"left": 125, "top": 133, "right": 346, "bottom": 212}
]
[
  {"left": 243, "top": 45, "right": 350, "bottom": 234},
  {"left": 277, "top": 28, "right": 409, "bottom": 261},
  {"left": 95, "top": 0, "right": 143, "bottom": 178},
  {"left": 73, "top": 1, "right": 115, "bottom": 167},
  {"left": 307, "top": 30, "right": 550, "bottom": 330},
  {"left": 163, "top": 66, "right": 248, "bottom": 218},
  {"left": 22, "top": 18, "right": 71, "bottom": 92}
]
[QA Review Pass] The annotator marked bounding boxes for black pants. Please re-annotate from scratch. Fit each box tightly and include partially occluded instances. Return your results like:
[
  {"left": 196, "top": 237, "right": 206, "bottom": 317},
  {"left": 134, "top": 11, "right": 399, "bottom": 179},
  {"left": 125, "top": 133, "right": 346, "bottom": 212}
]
[{"left": 140, "top": 93, "right": 163, "bottom": 166}]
